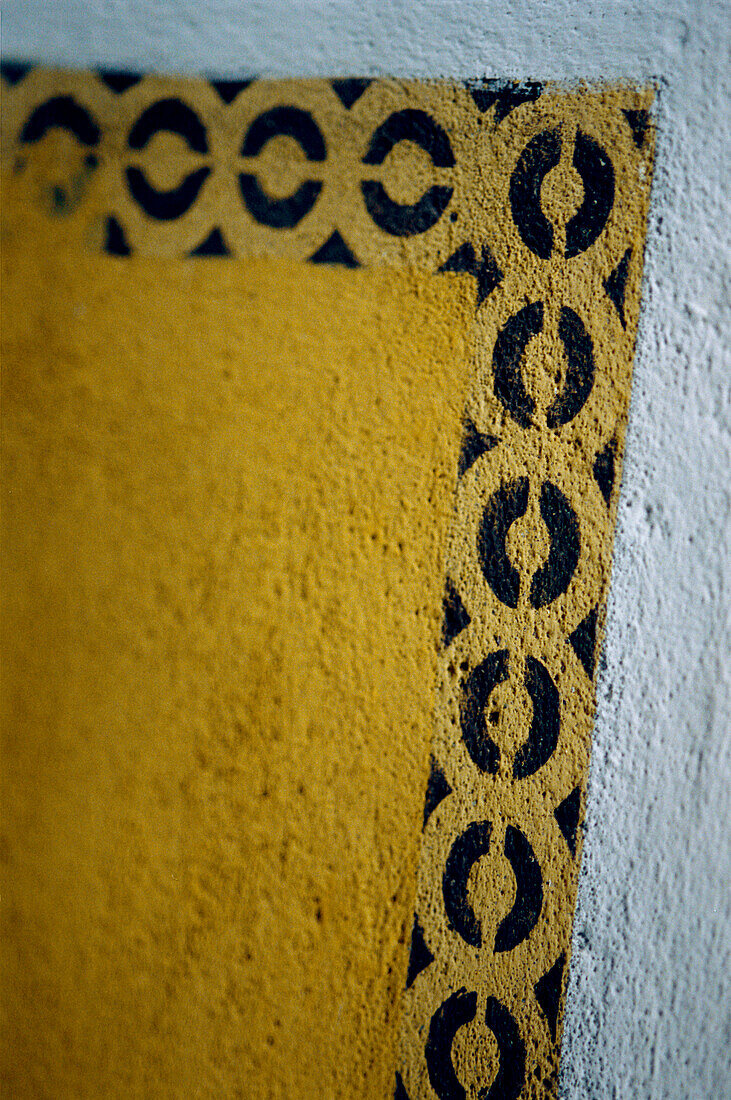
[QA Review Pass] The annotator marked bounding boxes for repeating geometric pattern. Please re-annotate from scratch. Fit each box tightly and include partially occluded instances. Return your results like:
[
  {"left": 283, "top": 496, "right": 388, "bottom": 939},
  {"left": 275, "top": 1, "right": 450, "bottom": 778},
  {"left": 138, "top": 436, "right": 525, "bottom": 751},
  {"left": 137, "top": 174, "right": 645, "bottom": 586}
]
[
  {"left": 394, "top": 89, "right": 654, "bottom": 1100},
  {"left": 1, "top": 63, "right": 655, "bottom": 1099}
]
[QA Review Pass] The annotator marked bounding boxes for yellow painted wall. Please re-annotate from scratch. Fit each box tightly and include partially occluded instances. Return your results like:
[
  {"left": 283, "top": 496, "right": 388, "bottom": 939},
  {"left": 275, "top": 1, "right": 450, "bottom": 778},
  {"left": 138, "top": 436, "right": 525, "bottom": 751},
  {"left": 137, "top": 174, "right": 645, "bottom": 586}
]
[{"left": 1, "top": 71, "right": 654, "bottom": 1098}]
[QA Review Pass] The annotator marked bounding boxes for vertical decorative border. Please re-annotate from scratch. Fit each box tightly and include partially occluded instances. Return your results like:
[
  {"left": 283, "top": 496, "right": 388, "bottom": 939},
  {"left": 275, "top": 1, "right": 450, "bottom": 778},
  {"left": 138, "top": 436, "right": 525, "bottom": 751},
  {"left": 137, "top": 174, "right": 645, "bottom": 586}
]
[
  {"left": 1, "top": 65, "right": 655, "bottom": 1098},
  {"left": 397, "top": 89, "right": 654, "bottom": 1100}
]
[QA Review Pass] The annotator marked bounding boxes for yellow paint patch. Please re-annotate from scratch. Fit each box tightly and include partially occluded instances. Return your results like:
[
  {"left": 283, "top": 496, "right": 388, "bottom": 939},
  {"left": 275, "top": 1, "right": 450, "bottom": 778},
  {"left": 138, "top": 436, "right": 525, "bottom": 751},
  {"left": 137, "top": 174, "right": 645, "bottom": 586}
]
[
  {"left": 1, "top": 189, "right": 473, "bottom": 1099},
  {"left": 1, "top": 70, "right": 655, "bottom": 1098}
]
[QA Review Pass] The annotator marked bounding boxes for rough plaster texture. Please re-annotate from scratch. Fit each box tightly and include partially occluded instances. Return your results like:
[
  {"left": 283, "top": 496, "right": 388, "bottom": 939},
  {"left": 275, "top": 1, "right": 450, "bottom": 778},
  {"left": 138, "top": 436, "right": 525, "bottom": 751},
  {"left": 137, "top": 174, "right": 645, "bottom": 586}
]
[
  {"left": 2, "top": 2, "right": 729, "bottom": 1098},
  {"left": 1, "top": 68, "right": 658, "bottom": 1099},
  {"left": 2, "top": 178, "right": 477, "bottom": 1096}
]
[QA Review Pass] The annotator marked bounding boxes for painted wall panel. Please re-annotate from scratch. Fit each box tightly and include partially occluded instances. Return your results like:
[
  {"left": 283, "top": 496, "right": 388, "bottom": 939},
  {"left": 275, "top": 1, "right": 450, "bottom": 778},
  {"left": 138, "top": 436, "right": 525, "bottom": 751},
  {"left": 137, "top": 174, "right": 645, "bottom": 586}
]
[{"left": 1, "top": 3, "right": 729, "bottom": 1098}]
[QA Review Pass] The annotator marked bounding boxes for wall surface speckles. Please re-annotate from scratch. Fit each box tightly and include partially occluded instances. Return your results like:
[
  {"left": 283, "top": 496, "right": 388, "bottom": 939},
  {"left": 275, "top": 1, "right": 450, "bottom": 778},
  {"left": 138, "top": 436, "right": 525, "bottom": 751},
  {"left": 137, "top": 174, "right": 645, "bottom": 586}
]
[
  {"left": 2, "top": 68, "right": 655, "bottom": 1098},
  {"left": 2, "top": 3, "right": 729, "bottom": 1099}
]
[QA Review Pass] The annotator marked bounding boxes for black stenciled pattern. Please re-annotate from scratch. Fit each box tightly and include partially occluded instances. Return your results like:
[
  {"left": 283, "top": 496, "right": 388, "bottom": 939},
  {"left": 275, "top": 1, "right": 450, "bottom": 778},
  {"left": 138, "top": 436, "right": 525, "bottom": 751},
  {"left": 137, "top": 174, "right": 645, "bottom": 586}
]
[
  {"left": 21, "top": 94, "right": 101, "bottom": 146},
  {"left": 13, "top": 74, "right": 466, "bottom": 251},
  {"left": 239, "top": 106, "right": 326, "bottom": 228},
  {"left": 3, "top": 68, "right": 647, "bottom": 1098},
  {"left": 442, "top": 821, "right": 493, "bottom": 947},
  {"left": 398, "top": 103, "right": 637, "bottom": 1100},
  {"left": 1, "top": 60, "right": 31, "bottom": 86},
  {"left": 9, "top": 69, "right": 620, "bottom": 273},
  {"left": 509, "top": 126, "right": 615, "bottom": 259},
  {"left": 494, "top": 826, "right": 543, "bottom": 953},
  {"left": 361, "top": 110, "right": 455, "bottom": 236},
  {"left": 422, "top": 986, "right": 527, "bottom": 1100},
  {"left": 492, "top": 303, "right": 596, "bottom": 430},
  {"left": 406, "top": 917, "right": 435, "bottom": 990},
  {"left": 513, "top": 658, "right": 561, "bottom": 780},
  {"left": 467, "top": 79, "right": 543, "bottom": 124},
  {"left": 439, "top": 243, "right": 503, "bottom": 307},
  {"left": 125, "top": 98, "right": 211, "bottom": 221},
  {"left": 16, "top": 91, "right": 455, "bottom": 249},
  {"left": 425, "top": 988, "right": 478, "bottom": 1100},
  {"left": 12, "top": 71, "right": 580, "bottom": 266}
]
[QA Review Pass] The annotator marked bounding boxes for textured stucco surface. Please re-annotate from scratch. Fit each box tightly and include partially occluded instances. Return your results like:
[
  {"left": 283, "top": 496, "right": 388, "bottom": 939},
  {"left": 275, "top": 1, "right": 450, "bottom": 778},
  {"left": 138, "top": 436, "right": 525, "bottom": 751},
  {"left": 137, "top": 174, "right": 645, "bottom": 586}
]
[
  {"left": 2, "top": 2, "right": 729, "bottom": 1098},
  {"left": 2, "top": 196, "right": 474, "bottom": 1097}
]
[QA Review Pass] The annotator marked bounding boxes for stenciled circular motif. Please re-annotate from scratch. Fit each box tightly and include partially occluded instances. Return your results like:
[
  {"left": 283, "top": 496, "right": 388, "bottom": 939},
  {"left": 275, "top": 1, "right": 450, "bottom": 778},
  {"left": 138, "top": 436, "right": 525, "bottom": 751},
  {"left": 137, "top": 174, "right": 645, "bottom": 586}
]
[
  {"left": 441, "top": 817, "right": 543, "bottom": 959},
  {"left": 459, "top": 652, "right": 560, "bottom": 778},
  {"left": 239, "top": 106, "right": 326, "bottom": 228},
  {"left": 126, "top": 98, "right": 211, "bottom": 221},
  {"left": 509, "top": 127, "right": 615, "bottom": 258},
  {"left": 425, "top": 987, "right": 526, "bottom": 1100},
  {"left": 360, "top": 109, "right": 455, "bottom": 236},
  {"left": 492, "top": 302, "right": 596, "bottom": 429},
  {"left": 477, "top": 478, "right": 580, "bottom": 610}
]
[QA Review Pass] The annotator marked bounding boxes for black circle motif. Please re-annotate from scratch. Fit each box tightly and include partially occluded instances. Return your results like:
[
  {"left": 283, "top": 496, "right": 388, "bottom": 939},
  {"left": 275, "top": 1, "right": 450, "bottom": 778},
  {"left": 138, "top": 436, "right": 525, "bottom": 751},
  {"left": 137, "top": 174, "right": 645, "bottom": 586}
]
[
  {"left": 425, "top": 988, "right": 477, "bottom": 1100},
  {"left": 459, "top": 652, "right": 560, "bottom": 778},
  {"left": 425, "top": 989, "right": 526, "bottom": 1100},
  {"left": 477, "top": 479, "right": 580, "bottom": 609},
  {"left": 492, "top": 302, "right": 596, "bottom": 428},
  {"left": 126, "top": 98, "right": 210, "bottom": 220},
  {"left": 361, "top": 109, "right": 455, "bottom": 236},
  {"left": 239, "top": 106, "right": 326, "bottom": 228},
  {"left": 509, "top": 127, "right": 614, "bottom": 258},
  {"left": 442, "top": 819, "right": 543, "bottom": 954}
]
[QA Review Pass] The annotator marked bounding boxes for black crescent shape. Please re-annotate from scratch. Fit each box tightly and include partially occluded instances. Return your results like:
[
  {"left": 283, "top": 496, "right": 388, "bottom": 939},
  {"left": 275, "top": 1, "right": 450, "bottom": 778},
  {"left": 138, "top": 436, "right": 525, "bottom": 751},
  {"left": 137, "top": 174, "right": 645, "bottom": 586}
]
[
  {"left": 239, "top": 175, "right": 322, "bottom": 228},
  {"left": 459, "top": 652, "right": 509, "bottom": 773},
  {"left": 361, "top": 180, "right": 453, "bottom": 236},
  {"left": 20, "top": 95, "right": 100, "bottom": 146},
  {"left": 128, "top": 98, "right": 208, "bottom": 153},
  {"left": 513, "top": 657, "right": 560, "bottom": 779},
  {"left": 362, "top": 108, "right": 455, "bottom": 167},
  {"left": 509, "top": 128, "right": 561, "bottom": 259},
  {"left": 425, "top": 988, "right": 477, "bottom": 1100},
  {"left": 546, "top": 306, "right": 596, "bottom": 427},
  {"left": 492, "top": 301, "right": 544, "bottom": 427},
  {"left": 443, "top": 821, "right": 492, "bottom": 947},
  {"left": 477, "top": 479, "right": 529, "bottom": 608},
  {"left": 529, "top": 481, "right": 580, "bottom": 609},
  {"left": 481, "top": 998, "right": 526, "bottom": 1100},
  {"left": 565, "top": 129, "right": 615, "bottom": 257},
  {"left": 494, "top": 825, "right": 543, "bottom": 953},
  {"left": 125, "top": 166, "right": 210, "bottom": 220},
  {"left": 240, "top": 106, "right": 326, "bottom": 161}
]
